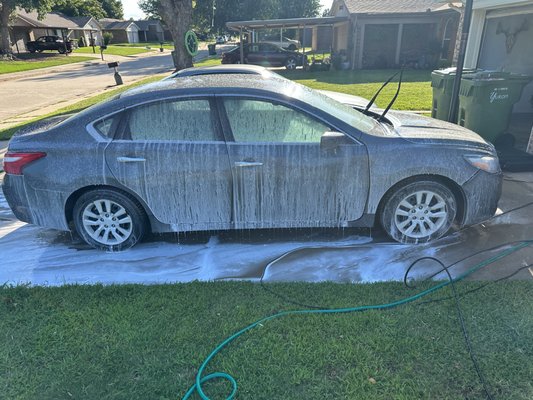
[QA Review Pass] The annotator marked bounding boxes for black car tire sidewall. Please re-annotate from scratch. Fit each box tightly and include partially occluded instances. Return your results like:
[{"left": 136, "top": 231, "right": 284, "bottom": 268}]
[
  {"left": 380, "top": 181, "right": 457, "bottom": 244},
  {"left": 73, "top": 189, "right": 147, "bottom": 251}
]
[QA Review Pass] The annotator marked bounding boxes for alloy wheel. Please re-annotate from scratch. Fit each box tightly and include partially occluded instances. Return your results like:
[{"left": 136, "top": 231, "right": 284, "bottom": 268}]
[
  {"left": 394, "top": 190, "right": 448, "bottom": 239},
  {"left": 81, "top": 199, "right": 133, "bottom": 245}
]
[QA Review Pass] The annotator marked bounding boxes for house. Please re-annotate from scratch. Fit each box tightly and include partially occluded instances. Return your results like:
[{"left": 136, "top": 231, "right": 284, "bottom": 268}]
[
  {"left": 328, "top": 0, "right": 461, "bottom": 69},
  {"left": 465, "top": 0, "right": 533, "bottom": 116},
  {"left": 10, "top": 9, "right": 102, "bottom": 52},
  {"left": 68, "top": 17, "right": 103, "bottom": 47},
  {"left": 100, "top": 19, "right": 140, "bottom": 44},
  {"left": 133, "top": 20, "right": 165, "bottom": 43}
]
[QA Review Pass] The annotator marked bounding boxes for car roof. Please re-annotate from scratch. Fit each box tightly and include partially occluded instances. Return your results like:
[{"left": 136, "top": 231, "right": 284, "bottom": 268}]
[
  {"left": 120, "top": 73, "right": 299, "bottom": 100},
  {"left": 164, "top": 64, "right": 277, "bottom": 80}
]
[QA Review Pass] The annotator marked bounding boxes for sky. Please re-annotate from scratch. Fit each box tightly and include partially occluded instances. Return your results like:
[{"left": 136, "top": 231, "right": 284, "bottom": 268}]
[{"left": 121, "top": 0, "right": 332, "bottom": 20}]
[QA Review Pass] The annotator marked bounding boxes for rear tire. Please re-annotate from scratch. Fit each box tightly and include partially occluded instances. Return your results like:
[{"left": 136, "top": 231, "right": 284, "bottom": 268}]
[
  {"left": 380, "top": 181, "right": 457, "bottom": 244},
  {"left": 73, "top": 189, "right": 147, "bottom": 251}
]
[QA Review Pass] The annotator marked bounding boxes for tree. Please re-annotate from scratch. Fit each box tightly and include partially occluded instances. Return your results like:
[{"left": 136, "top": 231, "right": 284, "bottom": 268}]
[
  {"left": 1, "top": 0, "right": 55, "bottom": 55},
  {"left": 158, "top": 0, "right": 193, "bottom": 70},
  {"left": 52, "top": 0, "right": 123, "bottom": 19},
  {"left": 53, "top": 0, "right": 106, "bottom": 19},
  {"left": 101, "top": 0, "right": 122, "bottom": 19}
]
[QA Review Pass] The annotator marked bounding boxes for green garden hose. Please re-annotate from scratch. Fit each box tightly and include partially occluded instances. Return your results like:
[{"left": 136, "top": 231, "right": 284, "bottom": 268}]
[{"left": 182, "top": 240, "right": 532, "bottom": 400}]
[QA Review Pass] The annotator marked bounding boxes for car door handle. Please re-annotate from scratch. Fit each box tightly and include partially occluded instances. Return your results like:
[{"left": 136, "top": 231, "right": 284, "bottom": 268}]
[
  {"left": 117, "top": 157, "right": 146, "bottom": 163},
  {"left": 234, "top": 161, "right": 263, "bottom": 167}
]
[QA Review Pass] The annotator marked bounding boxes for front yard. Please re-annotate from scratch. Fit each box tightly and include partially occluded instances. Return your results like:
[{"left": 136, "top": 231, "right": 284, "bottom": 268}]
[
  {"left": 0, "top": 54, "right": 94, "bottom": 75},
  {"left": 1, "top": 56, "right": 531, "bottom": 400},
  {"left": 1, "top": 281, "right": 531, "bottom": 399}
]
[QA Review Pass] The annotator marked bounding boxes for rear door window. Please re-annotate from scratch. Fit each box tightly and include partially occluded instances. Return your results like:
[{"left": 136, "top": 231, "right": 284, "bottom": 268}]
[{"left": 125, "top": 99, "right": 218, "bottom": 141}]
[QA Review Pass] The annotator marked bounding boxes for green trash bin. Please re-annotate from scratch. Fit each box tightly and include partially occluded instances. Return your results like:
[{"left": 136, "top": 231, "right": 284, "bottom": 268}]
[
  {"left": 431, "top": 67, "right": 479, "bottom": 120},
  {"left": 208, "top": 43, "right": 216, "bottom": 56},
  {"left": 458, "top": 71, "right": 531, "bottom": 143}
]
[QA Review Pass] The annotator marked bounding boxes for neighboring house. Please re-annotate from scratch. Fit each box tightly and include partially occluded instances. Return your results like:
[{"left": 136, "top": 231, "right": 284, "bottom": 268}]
[
  {"left": 68, "top": 16, "right": 103, "bottom": 47},
  {"left": 465, "top": 0, "right": 533, "bottom": 115},
  {"left": 328, "top": 0, "right": 461, "bottom": 69},
  {"left": 10, "top": 9, "right": 102, "bottom": 52},
  {"left": 134, "top": 20, "right": 164, "bottom": 43},
  {"left": 100, "top": 19, "right": 140, "bottom": 43}
]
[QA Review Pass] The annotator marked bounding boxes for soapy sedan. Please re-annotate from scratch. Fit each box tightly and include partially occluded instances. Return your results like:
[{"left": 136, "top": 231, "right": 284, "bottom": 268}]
[{"left": 2, "top": 72, "right": 502, "bottom": 251}]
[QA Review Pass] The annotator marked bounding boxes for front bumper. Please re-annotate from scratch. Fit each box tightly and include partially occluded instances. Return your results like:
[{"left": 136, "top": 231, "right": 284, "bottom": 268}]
[{"left": 461, "top": 170, "right": 503, "bottom": 226}]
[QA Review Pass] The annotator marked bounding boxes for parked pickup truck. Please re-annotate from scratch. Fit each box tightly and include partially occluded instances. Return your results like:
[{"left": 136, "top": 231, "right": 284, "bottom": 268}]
[{"left": 26, "top": 36, "right": 73, "bottom": 54}]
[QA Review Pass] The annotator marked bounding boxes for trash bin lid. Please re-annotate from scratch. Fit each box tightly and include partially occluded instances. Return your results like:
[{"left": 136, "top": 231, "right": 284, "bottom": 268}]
[
  {"left": 431, "top": 67, "right": 480, "bottom": 76},
  {"left": 461, "top": 70, "right": 511, "bottom": 81}
]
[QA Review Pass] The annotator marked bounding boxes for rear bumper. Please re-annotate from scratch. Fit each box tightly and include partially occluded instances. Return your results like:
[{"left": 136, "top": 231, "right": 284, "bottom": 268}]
[
  {"left": 2, "top": 174, "right": 33, "bottom": 224},
  {"left": 2, "top": 174, "right": 69, "bottom": 230},
  {"left": 461, "top": 170, "right": 503, "bottom": 226}
]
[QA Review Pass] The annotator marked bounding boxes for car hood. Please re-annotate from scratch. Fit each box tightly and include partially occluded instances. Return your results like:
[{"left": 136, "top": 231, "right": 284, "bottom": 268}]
[
  {"left": 320, "top": 90, "right": 493, "bottom": 152},
  {"left": 386, "top": 111, "right": 493, "bottom": 150},
  {"left": 319, "top": 90, "right": 374, "bottom": 109}
]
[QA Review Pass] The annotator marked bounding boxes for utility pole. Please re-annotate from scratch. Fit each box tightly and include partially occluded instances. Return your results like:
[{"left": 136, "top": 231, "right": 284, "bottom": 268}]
[{"left": 448, "top": 0, "right": 474, "bottom": 123}]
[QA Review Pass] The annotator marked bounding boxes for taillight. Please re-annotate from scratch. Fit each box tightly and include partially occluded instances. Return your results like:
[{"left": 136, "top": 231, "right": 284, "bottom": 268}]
[{"left": 3, "top": 152, "right": 46, "bottom": 175}]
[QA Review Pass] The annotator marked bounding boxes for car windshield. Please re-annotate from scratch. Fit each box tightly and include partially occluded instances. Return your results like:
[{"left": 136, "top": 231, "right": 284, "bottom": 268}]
[{"left": 288, "top": 80, "right": 382, "bottom": 134}]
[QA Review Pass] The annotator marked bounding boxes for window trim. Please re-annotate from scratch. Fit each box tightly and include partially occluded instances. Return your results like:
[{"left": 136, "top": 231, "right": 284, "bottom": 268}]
[{"left": 215, "top": 94, "right": 361, "bottom": 145}]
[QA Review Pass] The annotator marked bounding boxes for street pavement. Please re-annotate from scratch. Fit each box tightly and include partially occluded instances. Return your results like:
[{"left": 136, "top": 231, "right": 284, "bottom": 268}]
[
  {"left": 0, "top": 46, "right": 215, "bottom": 131},
  {"left": 0, "top": 51, "right": 174, "bottom": 129}
]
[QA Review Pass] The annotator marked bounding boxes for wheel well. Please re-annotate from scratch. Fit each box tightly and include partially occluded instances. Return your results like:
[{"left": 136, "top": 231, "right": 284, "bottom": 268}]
[
  {"left": 376, "top": 175, "right": 466, "bottom": 225},
  {"left": 64, "top": 185, "right": 152, "bottom": 228}
]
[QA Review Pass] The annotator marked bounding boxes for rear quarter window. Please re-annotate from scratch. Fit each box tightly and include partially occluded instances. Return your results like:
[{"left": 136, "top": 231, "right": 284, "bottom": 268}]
[{"left": 93, "top": 115, "right": 119, "bottom": 138}]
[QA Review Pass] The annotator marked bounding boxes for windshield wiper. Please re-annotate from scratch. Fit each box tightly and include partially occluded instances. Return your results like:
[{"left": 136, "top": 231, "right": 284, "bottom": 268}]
[
  {"left": 379, "top": 69, "right": 403, "bottom": 122},
  {"left": 364, "top": 70, "right": 401, "bottom": 112}
]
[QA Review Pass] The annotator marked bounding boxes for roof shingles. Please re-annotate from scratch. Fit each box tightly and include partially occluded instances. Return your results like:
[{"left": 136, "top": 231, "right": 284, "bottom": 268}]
[{"left": 342, "top": 0, "right": 453, "bottom": 14}]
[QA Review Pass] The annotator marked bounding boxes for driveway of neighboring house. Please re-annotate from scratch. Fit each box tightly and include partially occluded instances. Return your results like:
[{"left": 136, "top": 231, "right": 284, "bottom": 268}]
[{"left": 0, "top": 47, "right": 210, "bottom": 130}]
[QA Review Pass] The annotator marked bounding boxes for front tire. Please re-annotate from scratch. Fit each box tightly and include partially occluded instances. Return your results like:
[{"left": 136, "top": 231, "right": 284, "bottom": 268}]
[
  {"left": 380, "top": 181, "right": 457, "bottom": 244},
  {"left": 285, "top": 57, "right": 297, "bottom": 70},
  {"left": 73, "top": 189, "right": 147, "bottom": 251}
]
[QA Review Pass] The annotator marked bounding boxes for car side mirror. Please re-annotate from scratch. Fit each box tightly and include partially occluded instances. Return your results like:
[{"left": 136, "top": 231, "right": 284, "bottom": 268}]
[{"left": 320, "top": 132, "right": 353, "bottom": 152}]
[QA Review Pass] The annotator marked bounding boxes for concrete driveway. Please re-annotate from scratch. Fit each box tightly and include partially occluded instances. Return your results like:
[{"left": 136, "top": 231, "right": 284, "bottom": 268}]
[{"left": 0, "top": 172, "right": 532, "bottom": 286}]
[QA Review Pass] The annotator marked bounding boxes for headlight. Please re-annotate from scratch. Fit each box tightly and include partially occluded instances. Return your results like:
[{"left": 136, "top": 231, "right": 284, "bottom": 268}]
[{"left": 464, "top": 155, "right": 501, "bottom": 173}]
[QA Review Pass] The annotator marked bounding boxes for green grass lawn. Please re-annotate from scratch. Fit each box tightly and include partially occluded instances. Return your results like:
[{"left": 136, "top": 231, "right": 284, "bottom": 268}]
[
  {"left": 0, "top": 56, "right": 94, "bottom": 75},
  {"left": 1, "top": 281, "right": 531, "bottom": 399},
  {"left": 283, "top": 69, "right": 432, "bottom": 111},
  {"left": 73, "top": 45, "right": 155, "bottom": 56}
]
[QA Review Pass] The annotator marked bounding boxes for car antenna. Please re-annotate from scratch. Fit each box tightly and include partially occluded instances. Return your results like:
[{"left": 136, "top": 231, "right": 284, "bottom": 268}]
[
  {"left": 364, "top": 70, "right": 401, "bottom": 112},
  {"left": 379, "top": 69, "right": 404, "bottom": 122}
]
